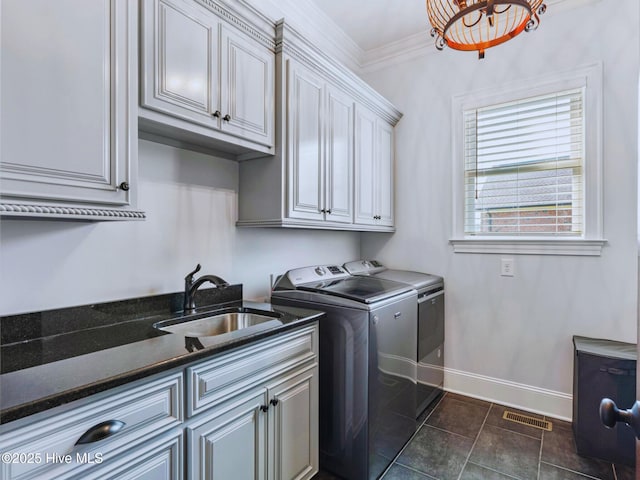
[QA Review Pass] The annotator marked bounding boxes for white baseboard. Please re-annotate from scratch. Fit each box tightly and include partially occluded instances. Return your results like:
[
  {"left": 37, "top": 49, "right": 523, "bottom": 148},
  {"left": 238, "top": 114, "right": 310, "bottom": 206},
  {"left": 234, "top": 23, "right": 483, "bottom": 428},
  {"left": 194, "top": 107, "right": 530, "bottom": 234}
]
[{"left": 444, "top": 367, "right": 573, "bottom": 421}]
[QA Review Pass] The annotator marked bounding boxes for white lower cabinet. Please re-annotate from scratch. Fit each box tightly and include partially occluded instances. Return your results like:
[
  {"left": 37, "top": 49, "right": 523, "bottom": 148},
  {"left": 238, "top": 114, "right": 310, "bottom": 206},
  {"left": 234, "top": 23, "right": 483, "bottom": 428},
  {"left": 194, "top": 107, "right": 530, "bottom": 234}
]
[
  {"left": 186, "top": 324, "right": 319, "bottom": 480},
  {"left": 268, "top": 367, "right": 318, "bottom": 480},
  {"left": 187, "top": 365, "right": 318, "bottom": 480},
  {"left": 0, "top": 324, "right": 318, "bottom": 480},
  {"left": 188, "top": 389, "right": 268, "bottom": 480},
  {"left": 0, "top": 373, "right": 183, "bottom": 480}
]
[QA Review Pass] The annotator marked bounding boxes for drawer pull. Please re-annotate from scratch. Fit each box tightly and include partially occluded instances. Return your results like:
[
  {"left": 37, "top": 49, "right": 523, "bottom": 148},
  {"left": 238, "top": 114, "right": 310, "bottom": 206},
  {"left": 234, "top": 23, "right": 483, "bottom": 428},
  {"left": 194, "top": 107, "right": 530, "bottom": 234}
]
[{"left": 75, "top": 420, "right": 126, "bottom": 445}]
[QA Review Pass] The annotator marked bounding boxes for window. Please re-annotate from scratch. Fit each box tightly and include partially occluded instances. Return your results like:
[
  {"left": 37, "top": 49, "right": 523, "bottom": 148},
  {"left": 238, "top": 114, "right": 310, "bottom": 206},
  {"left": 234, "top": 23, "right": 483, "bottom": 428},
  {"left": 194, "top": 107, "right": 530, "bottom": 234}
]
[
  {"left": 464, "top": 89, "right": 584, "bottom": 236},
  {"left": 451, "top": 65, "right": 605, "bottom": 256}
]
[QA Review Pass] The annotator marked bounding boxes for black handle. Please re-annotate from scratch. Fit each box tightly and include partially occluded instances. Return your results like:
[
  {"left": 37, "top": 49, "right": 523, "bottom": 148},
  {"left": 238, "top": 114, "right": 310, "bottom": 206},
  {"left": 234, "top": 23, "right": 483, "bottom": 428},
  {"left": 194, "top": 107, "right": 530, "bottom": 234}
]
[
  {"left": 600, "top": 398, "right": 640, "bottom": 439},
  {"left": 270, "top": 398, "right": 279, "bottom": 407},
  {"left": 260, "top": 404, "right": 269, "bottom": 412},
  {"left": 185, "top": 264, "right": 202, "bottom": 284},
  {"left": 223, "top": 114, "right": 231, "bottom": 121},
  {"left": 212, "top": 110, "right": 221, "bottom": 118},
  {"left": 326, "top": 209, "right": 331, "bottom": 214},
  {"left": 75, "top": 420, "right": 125, "bottom": 445},
  {"left": 119, "top": 181, "right": 130, "bottom": 191}
]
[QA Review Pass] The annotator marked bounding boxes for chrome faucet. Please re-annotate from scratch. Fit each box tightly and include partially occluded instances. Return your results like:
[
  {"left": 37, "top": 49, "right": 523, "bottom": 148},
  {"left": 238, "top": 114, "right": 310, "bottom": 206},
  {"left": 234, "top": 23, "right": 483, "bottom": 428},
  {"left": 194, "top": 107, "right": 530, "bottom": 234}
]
[{"left": 183, "top": 264, "right": 229, "bottom": 314}]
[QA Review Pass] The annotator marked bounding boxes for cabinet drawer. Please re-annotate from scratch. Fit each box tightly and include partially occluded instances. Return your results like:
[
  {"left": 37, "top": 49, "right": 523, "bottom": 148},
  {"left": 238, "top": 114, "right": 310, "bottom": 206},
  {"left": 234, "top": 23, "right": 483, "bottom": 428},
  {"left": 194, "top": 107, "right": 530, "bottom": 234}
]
[
  {"left": 81, "top": 430, "right": 183, "bottom": 480},
  {"left": 0, "top": 372, "right": 183, "bottom": 480},
  {"left": 187, "top": 324, "right": 317, "bottom": 417}
]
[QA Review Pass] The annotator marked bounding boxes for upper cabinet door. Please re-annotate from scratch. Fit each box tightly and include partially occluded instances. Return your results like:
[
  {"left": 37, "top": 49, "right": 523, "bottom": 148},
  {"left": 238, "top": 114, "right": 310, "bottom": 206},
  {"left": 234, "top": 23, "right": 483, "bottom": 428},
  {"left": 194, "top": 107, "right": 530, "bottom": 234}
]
[
  {"left": 354, "top": 105, "right": 377, "bottom": 225},
  {"left": 141, "top": 0, "right": 219, "bottom": 128},
  {"left": 0, "top": 0, "right": 143, "bottom": 219},
  {"left": 286, "top": 61, "right": 325, "bottom": 221},
  {"left": 220, "top": 26, "right": 274, "bottom": 148},
  {"left": 325, "top": 86, "right": 354, "bottom": 224},
  {"left": 376, "top": 120, "right": 394, "bottom": 227}
]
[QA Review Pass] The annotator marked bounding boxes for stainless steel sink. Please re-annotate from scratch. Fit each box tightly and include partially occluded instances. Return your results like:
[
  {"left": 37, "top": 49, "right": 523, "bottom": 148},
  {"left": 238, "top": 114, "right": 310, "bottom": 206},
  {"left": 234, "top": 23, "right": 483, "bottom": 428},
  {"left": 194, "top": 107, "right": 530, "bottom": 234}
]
[{"left": 154, "top": 309, "right": 282, "bottom": 337}]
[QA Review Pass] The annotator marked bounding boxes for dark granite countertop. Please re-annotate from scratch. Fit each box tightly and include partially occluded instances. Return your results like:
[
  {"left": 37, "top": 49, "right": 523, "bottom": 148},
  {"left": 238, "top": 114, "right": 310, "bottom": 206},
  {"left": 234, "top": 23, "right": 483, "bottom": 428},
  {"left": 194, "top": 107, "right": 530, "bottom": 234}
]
[{"left": 0, "top": 286, "right": 324, "bottom": 424}]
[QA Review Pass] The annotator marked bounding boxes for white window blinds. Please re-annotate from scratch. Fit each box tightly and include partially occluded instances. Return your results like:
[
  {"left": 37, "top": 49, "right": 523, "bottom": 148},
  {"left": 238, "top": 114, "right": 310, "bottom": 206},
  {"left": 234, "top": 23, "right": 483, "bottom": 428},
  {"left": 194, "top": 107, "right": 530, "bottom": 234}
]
[{"left": 463, "top": 88, "right": 585, "bottom": 236}]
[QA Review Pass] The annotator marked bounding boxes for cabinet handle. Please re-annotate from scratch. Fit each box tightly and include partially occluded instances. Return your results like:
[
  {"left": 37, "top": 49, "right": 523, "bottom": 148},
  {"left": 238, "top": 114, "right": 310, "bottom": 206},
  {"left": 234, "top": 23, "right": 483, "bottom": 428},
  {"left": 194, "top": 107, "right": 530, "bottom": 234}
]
[
  {"left": 326, "top": 209, "right": 332, "bottom": 214},
  {"left": 75, "top": 420, "right": 126, "bottom": 445},
  {"left": 270, "top": 398, "right": 279, "bottom": 407},
  {"left": 223, "top": 114, "right": 231, "bottom": 121},
  {"left": 260, "top": 405, "right": 269, "bottom": 412},
  {"left": 320, "top": 209, "right": 326, "bottom": 214},
  {"left": 212, "top": 110, "right": 221, "bottom": 118},
  {"left": 119, "top": 181, "right": 130, "bottom": 191}
]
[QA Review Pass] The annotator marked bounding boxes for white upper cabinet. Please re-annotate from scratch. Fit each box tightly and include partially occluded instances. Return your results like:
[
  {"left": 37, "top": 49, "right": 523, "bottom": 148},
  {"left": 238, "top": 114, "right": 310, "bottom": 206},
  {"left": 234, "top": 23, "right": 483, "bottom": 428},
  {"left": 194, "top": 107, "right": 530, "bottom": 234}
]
[
  {"left": 141, "top": 0, "right": 219, "bottom": 126},
  {"left": 220, "top": 25, "right": 274, "bottom": 146},
  {"left": 354, "top": 105, "right": 394, "bottom": 228},
  {"left": 237, "top": 20, "right": 401, "bottom": 231},
  {"left": 286, "top": 61, "right": 354, "bottom": 225},
  {"left": 140, "top": 0, "right": 275, "bottom": 157},
  {"left": 287, "top": 62, "right": 325, "bottom": 222},
  {"left": 0, "top": 0, "right": 144, "bottom": 220},
  {"left": 325, "top": 85, "right": 354, "bottom": 224}
]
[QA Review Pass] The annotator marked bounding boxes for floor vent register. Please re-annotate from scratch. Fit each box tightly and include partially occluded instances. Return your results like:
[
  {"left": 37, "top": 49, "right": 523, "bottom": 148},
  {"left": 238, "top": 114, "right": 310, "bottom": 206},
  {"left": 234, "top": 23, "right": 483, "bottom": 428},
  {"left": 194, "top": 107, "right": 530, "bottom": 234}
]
[{"left": 502, "top": 411, "right": 553, "bottom": 431}]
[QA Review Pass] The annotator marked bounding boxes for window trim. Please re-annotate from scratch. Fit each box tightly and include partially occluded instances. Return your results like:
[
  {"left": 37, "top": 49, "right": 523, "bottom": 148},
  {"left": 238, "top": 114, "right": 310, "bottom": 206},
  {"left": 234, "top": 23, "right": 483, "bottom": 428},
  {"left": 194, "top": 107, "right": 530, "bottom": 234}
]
[{"left": 450, "top": 64, "right": 605, "bottom": 256}]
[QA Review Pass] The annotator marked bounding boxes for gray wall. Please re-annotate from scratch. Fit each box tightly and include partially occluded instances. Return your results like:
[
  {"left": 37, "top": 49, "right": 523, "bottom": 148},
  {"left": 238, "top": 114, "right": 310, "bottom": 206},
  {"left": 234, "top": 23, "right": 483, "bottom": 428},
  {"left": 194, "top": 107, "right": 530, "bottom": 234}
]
[
  {"left": 0, "top": 140, "right": 360, "bottom": 315},
  {"left": 360, "top": 0, "right": 639, "bottom": 417}
]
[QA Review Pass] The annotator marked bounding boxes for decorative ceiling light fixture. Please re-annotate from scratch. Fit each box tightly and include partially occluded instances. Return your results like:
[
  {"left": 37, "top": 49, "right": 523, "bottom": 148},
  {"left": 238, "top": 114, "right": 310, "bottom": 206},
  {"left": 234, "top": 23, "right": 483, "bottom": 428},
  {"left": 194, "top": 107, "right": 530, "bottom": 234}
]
[{"left": 426, "top": 0, "right": 546, "bottom": 59}]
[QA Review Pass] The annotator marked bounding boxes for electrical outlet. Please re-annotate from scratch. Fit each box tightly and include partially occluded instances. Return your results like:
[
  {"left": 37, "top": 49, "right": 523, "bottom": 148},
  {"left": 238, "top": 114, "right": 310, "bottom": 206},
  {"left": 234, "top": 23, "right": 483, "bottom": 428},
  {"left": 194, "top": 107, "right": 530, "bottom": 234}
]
[{"left": 501, "top": 258, "right": 515, "bottom": 277}]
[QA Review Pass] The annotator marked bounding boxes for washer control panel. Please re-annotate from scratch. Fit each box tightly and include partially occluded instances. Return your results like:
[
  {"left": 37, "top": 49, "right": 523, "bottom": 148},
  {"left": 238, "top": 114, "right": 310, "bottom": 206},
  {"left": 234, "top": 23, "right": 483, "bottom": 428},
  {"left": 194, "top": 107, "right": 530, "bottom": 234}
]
[{"left": 285, "top": 265, "right": 350, "bottom": 286}]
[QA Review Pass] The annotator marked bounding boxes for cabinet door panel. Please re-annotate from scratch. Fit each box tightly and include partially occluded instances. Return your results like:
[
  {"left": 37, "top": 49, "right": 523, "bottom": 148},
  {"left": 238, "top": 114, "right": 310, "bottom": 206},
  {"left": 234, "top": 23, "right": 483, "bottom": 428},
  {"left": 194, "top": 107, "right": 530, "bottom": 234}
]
[
  {"left": 188, "top": 390, "right": 268, "bottom": 480},
  {"left": 269, "top": 367, "right": 318, "bottom": 480},
  {"left": 221, "top": 26, "right": 274, "bottom": 147},
  {"left": 325, "top": 87, "right": 354, "bottom": 224},
  {"left": 142, "top": 0, "right": 218, "bottom": 127},
  {"left": 287, "top": 62, "right": 324, "bottom": 221},
  {"left": 376, "top": 121, "right": 394, "bottom": 226},
  {"left": 0, "top": 0, "right": 128, "bottom": 205},
  {"left": 354, "top": 106, "right": 377, "bottom": 225}
]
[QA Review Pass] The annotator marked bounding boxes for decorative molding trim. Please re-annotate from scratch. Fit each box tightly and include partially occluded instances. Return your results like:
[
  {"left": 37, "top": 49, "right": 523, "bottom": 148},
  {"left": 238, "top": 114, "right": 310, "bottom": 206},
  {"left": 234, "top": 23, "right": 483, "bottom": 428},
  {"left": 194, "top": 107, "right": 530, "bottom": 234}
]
[
  {"left": 196, "top": 0, "right": 276, "bottom": 50},
  {"left": 450, "top": 238, "right": 607, "bottom": 256},
  {"left": 0, "top": 203, "right": 146, "bottom": 221},
  {"left": 253, "top": 0, "right": 362, "bottom": 71},
  {"left": 276, "top": 21, "right": 402, "bottom": 126},
  {"left": 236, "top": 218, "right": 394, "bottom": 232},
  {"left": 444, "top": 367, "right": 573, "bottom": 421}
]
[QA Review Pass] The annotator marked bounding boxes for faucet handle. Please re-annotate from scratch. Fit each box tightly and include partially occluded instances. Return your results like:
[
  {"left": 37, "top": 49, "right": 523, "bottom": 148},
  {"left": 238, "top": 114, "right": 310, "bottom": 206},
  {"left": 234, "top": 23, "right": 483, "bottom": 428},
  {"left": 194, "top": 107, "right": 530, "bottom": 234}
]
[{"left": 185, "top": 264, "right": 202, "bottom": 284}]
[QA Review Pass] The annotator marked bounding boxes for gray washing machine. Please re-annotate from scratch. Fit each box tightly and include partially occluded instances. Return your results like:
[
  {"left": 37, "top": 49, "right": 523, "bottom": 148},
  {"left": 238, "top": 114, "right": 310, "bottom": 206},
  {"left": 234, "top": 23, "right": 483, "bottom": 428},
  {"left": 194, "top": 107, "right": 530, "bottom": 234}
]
[
  {"left": 271, "top": 265, "right": 418, "bottom": 480},
  {"left": 344, "top": 260, "right": 444, "bottom": 418}
]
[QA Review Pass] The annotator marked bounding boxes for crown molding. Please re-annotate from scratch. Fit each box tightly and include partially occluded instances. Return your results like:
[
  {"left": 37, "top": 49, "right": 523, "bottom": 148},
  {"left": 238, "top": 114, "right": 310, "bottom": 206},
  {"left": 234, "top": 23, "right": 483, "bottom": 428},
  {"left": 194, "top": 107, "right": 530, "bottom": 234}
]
[{"left": 243, "top": 0, "right": 363, "bottom": 71}]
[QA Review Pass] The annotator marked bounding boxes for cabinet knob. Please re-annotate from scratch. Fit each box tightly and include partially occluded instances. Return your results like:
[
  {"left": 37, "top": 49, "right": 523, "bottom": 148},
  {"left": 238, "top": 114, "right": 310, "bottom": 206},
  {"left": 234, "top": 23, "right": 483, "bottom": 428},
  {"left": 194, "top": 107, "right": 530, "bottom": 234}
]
[
  {"left": 119, "top": 181, "right": 130, "bottom": 191},
  {"left": 270, "top": 398, "right": 279, "bottom": 407},
  {"left": 320, "top": 209, "right": 326, "bottom": 214},
  {"left": 260, "top": 404, "right": 269, "bottom": 413},
  {"left": 212, "top": 110, "right": 221, "bottom": 118},
  {"left": 223, "top": 114, "right": 231, "bottom": 122},
  {"left": 326, "top": 209, "right": 332, "bottom": 214}
]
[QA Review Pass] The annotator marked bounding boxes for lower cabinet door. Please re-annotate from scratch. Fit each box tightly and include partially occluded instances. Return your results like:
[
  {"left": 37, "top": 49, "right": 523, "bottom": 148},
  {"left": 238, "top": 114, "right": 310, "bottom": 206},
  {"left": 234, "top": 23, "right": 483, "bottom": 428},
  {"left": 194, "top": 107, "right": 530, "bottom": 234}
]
[
  {"left": 81, "top": 430, "right": 184, "bottom": 480},
  {"left": 268, "top": 366, "right": 319, "bottom": 480},
  {"left": 187, "top": 389, "right": 269, "bottom": 480}
]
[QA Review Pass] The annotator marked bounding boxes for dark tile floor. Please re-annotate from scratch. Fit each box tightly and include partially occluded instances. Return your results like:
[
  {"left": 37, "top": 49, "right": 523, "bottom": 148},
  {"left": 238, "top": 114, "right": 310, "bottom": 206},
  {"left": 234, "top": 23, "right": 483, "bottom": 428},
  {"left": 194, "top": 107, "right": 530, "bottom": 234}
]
[{"left": 317, "top": 392, "right": 636, "bottom": 480}]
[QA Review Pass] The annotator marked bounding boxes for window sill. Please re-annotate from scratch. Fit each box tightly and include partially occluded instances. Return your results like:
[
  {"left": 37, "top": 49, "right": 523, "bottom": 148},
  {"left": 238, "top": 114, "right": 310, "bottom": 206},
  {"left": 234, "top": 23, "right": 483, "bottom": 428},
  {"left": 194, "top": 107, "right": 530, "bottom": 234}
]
[{"left": 449, "top": 238, "right": 607, "bottom": 256}]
